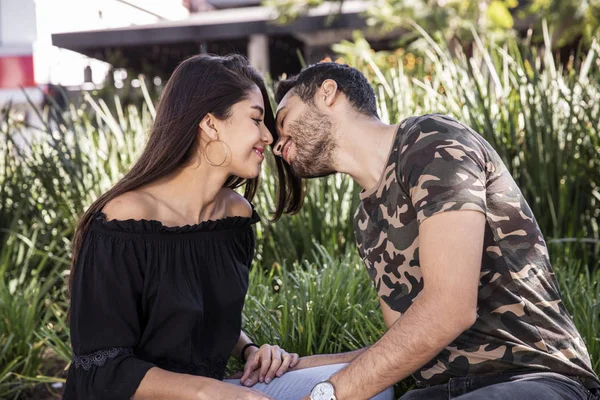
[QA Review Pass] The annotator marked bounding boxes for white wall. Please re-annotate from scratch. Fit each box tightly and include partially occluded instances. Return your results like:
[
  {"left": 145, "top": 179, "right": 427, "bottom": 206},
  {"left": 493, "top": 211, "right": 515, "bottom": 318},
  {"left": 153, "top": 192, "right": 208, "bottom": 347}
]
[
  {"left": 0, "top": 0, "right": 189, "bottom": 105},
  {"left": 33, "top": 0, "right": 189, "bottom": 87},
  {"left": 0, "top": 0, "right": 40, "bottom": 105},
  {"left": 1, "top": 0, "right": 37, "bottom": 45}
]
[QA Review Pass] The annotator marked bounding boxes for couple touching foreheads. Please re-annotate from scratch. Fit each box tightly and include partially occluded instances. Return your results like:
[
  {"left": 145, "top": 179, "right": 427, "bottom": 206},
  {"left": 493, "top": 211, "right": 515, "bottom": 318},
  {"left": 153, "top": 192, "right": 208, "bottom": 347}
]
[{"left": 64, "top": 54, "right": 599, "bottom": 400}]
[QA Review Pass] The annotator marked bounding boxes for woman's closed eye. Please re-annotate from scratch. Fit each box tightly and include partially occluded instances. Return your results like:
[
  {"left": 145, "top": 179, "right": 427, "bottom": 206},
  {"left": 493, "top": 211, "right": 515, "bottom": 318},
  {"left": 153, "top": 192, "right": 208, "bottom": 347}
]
[{"left": 252, "top": 118, "right": 263, "bottom": 126}]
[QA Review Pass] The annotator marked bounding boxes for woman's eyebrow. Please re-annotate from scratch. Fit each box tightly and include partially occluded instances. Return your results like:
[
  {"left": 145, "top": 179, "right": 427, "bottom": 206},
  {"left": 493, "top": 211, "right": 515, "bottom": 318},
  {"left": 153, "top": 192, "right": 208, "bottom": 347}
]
[{"left": 251, "top": 105, "right": 264, "bottom": 115}]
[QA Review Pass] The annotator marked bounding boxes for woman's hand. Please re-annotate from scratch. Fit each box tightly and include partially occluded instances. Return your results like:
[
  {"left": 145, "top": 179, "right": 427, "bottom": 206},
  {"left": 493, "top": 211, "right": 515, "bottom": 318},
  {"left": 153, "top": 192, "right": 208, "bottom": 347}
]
[{"left": 240, "top": 344, "right": 299, "bottom": 386}]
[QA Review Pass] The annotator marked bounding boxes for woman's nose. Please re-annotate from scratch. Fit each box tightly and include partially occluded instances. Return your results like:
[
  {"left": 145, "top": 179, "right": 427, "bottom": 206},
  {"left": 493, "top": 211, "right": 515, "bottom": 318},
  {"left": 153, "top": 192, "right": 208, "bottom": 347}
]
[{"left": 262, "top": 125, "right": 274, "bottom": 145}]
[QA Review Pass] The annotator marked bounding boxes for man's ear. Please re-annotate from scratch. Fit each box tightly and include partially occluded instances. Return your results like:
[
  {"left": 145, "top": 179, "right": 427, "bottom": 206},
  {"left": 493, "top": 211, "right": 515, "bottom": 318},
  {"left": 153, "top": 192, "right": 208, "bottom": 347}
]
[
  {"left": 320, "top": 79, "right": 339, "bottom": 107},
  {"left": 198, "top": 113, "right": 220, "bottom": 141}
]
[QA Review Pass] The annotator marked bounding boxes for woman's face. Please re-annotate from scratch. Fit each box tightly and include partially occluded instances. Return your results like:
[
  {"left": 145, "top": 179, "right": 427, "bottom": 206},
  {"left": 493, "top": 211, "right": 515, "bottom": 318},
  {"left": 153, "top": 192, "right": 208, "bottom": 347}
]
[{"left": 209, "top": 85, "right": 274, "bottom": 179}]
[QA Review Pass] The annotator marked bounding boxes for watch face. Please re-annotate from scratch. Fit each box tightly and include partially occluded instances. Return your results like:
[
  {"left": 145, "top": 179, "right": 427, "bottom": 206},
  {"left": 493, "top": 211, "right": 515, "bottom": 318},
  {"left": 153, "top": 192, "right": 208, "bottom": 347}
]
[{"left": 311, "top": 381, "right": 335, "bottom": 400}]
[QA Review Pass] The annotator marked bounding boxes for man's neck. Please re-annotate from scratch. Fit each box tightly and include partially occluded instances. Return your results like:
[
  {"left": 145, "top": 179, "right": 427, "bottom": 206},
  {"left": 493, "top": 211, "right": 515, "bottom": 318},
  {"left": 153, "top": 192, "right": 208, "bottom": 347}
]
[{"left": 333, "top": 118, "right": 400, "bottom": 193}]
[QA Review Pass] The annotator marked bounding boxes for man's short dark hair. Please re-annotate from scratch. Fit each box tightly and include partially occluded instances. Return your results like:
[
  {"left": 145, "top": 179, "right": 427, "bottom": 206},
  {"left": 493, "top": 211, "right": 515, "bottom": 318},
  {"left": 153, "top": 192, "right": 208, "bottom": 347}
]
[{"left": 275, "top": 62, "right": 379, "bottom": 118}]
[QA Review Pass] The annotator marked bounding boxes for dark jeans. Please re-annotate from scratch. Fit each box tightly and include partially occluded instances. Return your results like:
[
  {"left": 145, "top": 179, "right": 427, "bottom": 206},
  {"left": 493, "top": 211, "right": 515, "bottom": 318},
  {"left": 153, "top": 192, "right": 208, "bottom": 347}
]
[{"left": 400, "top": 371, "right": 600, "bottom": 400}]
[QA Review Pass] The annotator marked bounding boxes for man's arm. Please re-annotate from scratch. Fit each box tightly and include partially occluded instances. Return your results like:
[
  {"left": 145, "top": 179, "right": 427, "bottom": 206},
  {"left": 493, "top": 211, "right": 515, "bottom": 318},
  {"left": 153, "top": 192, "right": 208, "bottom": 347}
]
[
  {"left": 322, "top": 210, "right": 485, "bottom": 400},
  {"left": 290, "top": 348, "right": 370, "bottom": 371},
  {"left": 380, "top": 298, "right": 401, "bottom": 329}
]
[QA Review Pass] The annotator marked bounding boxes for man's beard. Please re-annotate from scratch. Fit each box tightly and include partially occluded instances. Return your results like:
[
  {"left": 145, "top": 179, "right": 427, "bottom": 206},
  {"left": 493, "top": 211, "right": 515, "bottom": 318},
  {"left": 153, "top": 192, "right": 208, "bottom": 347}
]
[{"left": 287, "top": 107, "right": 336, "bottom": 179}]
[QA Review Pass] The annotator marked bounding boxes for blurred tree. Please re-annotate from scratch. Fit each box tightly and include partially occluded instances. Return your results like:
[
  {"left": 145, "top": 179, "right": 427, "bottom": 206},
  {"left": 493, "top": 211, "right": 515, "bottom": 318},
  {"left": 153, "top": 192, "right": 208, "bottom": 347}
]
[
  {"left": 520, "top": 0, "right": 600, "bottom": 47},
  {"left": 364, "top": 0, "right": 518, "bottom": 42},
  {"left": 263, "top": 0, "right": 340, "bottom": 24},
  {"left": 266, "top": 0, "right": 600, "bottom": 48}
]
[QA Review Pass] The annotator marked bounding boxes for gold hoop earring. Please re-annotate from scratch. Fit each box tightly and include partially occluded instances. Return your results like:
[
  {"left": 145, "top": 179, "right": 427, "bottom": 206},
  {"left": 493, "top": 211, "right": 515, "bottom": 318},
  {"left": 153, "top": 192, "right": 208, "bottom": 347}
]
[{"left": 204, "top": 138, "right": 229, "bottom": 167}]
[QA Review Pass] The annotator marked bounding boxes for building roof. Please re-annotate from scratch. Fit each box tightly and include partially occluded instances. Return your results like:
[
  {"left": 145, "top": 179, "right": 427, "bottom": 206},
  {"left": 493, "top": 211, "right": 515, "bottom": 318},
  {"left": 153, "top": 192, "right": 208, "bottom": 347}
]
[{"left": 52, "top": 2, "right": 368, "bottom": 54}]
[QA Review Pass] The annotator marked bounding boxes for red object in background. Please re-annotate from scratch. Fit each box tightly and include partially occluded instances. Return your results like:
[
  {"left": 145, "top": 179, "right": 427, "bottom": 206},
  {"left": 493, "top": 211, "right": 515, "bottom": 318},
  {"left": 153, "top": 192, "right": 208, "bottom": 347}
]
[{"left": 0, "top": 55, "right": 35, "bottom": 89}]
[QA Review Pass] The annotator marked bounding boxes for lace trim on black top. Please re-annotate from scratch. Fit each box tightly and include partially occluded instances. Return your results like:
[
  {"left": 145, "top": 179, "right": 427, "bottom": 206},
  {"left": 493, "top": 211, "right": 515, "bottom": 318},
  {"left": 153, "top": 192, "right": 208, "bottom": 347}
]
[
  {"left": 153, "top": 355, "right": 230, "bottom": 380},
  {"left": 72, "top": 347, "right": 133, "bottom": 371},
  {"left": 91, "top": 209, "right": 260, "bottom": 234}
]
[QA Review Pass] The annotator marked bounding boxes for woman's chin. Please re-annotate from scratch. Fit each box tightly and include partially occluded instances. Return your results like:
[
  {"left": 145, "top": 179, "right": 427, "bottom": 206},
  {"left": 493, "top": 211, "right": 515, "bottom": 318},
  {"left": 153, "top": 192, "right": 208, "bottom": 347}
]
[{"left": 235, "top": 168, "right": 260, "bottom": 180}]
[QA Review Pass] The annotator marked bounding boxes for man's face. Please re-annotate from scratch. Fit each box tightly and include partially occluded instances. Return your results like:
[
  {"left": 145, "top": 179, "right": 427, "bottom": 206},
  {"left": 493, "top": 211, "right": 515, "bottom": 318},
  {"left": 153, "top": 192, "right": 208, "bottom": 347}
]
[{"left": 273, "top": 90, "right": 337, "bottom": 178}]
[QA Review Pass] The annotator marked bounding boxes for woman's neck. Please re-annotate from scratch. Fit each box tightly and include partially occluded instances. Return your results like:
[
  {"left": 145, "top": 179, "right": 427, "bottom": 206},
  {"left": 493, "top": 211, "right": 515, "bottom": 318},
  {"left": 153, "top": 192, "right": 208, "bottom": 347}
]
[{"left": 141, "top": 161, "right": 231, "bottom": 224}]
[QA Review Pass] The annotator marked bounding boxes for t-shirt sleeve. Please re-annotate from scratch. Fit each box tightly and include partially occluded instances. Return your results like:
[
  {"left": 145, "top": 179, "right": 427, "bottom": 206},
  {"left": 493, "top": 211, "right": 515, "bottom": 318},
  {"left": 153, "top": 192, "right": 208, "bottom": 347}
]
[
  {"left": 66, "top": 228, "right": 155, "bottom": 400},
  {"left": 397, "top": 114, "right": 488, "bottom": 224}
]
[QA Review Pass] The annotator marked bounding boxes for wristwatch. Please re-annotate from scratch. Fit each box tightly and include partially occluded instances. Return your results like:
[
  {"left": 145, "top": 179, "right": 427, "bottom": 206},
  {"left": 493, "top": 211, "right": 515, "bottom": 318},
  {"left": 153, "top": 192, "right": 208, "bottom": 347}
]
[{"left": 310, "top": 380, "right": 337, "bottom": 400}]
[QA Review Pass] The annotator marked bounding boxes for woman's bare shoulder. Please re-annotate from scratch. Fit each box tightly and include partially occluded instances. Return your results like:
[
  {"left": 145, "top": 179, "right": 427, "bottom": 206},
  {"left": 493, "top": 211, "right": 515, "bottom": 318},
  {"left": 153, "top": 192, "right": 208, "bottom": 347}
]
[
  {"left": 219, "top": 188, "right": 253, "bottom": 218},
  {"left": 101, "top": 191, "right": 158, "bottom": 222}
]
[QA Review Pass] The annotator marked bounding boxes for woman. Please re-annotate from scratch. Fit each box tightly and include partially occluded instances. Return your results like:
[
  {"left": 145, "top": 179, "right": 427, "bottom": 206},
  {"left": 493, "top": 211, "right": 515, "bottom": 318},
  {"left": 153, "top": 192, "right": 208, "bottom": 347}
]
[{"left": 64, "top": 54, "right": 394, "bottom": 400}]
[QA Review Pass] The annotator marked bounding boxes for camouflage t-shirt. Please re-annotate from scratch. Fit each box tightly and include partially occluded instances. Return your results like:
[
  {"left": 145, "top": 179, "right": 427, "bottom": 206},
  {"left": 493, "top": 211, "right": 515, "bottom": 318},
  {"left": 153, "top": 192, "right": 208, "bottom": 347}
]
[{"left": 354, "top": 114, "right": 599, "bottom": 388}]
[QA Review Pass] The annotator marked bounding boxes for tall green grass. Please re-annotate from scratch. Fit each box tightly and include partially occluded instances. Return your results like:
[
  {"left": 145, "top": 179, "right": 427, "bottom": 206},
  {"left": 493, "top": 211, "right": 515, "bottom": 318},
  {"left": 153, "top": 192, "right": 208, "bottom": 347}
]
[
  {"left": 244, "top": 246, "right": 384, "bottom": 356},
  {"left": 255, "top": 170, "right": 362, "bottom": 268},
  {"left": 0, "top": 93, "right": 151, "bottom": 398},
  {"left": 0, "top": 218, "right": 66, "bottom": 398},
  {"left": 553, "top": 253, "right": 600, "bottom": 373}
]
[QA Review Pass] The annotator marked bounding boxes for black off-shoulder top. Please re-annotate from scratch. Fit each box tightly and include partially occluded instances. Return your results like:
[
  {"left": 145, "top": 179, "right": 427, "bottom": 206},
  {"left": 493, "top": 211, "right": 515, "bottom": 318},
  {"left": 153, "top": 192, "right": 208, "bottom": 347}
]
[{"left": 63, "top": 208, "right": 260, "bottom": 399}]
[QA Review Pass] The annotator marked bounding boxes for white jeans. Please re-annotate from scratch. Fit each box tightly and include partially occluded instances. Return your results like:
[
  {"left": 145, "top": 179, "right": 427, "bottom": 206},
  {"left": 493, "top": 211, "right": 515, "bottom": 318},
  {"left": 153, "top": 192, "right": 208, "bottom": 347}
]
[{"left": 224, "top": 363, "right": 395, "bottom": 400}]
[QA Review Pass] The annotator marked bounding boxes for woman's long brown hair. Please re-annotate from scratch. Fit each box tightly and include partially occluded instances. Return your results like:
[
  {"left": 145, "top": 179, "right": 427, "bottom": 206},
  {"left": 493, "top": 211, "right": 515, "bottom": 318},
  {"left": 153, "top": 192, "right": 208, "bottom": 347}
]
[{"left": 70, "top": 54, "right": 303, "bottom": 292}]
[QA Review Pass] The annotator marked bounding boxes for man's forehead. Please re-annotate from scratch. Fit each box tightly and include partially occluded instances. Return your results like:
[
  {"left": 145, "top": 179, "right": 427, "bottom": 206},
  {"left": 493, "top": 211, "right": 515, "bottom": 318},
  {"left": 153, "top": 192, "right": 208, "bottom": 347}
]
[{"left": 275, "top": 91, "right": 296, "bottom": 114}]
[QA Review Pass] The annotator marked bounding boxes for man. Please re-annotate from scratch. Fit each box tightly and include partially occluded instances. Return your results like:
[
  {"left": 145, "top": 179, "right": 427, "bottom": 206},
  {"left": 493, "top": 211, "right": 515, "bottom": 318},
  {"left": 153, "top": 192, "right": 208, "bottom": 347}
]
[{"left": 272, "top": 62, "right": 600, "bottom": 400}]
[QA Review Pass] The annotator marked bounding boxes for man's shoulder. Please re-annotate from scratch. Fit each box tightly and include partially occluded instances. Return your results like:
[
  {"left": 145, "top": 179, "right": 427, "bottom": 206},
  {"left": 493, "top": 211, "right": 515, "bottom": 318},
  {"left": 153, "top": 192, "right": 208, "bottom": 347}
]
[
  {"left": 401, "top": 113, "right": 471, "bottom": 138},
  {"left": 397, "top": 113, "right": 490, "bottom": 159}
]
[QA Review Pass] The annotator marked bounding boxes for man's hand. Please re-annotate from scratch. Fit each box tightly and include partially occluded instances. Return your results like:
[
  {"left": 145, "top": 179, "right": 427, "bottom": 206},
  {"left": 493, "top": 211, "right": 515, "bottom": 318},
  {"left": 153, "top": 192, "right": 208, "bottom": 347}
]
[{"left": 240, "top": 344, "right": 299, "bottom": 386}]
